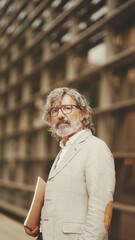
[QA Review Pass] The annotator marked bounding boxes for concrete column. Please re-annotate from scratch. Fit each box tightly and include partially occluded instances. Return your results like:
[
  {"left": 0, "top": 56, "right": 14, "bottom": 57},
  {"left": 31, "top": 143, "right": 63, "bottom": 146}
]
[
  {"left": 107, "top": 0, "right": 116, "bottom": 10},
  {"left": 8, "top": 91, "right": 16, "bottom": 108},
  {"left": 10, "top": 67, "right": 17, "bottom": 84},
  {"left": 30, "top": 133, "right": 37, "bottom": 158},
  {"left": 0, "top": 36, "right": 8, "bottom": 50},
  {"left": 105, "top": 26, "right": 115, "bottom": 60},
  {"left": 11, "top": 44, "right": 19, "bottom": 61},
  {"left": 66, "top": 52, "right": 76, "bottom": 80},
  {"left": 0, "top": 98, "right": 5, "bottom": 115},
  {"left": 25, "top": 29, "right": 33, "bottom": 46},
  {"left": 98, "top": 71, "right": 112, "bottom": 108},
  {"left": 0, "top": 55, "right": 7, "bottom": 71},
  {"left": 17, "top": 136, "right": 27, "bottom": 159},
  {"left": 19, "top": 109, "right": 29, "bottom": 131},
  {"left": 22, "top": 82, "right": 31, "bottom": 101},
  {"left": 96, "top": 71, "right": 113, "bottom": 146},
  {"left": 70, "top": 17, "right": 78, "bottom": 36},
  {"left": 40, "top": 68, "right": 51, "bottom": 93},
  {"left": 66, "top": 16, "right": 79, "bottom": 81},
  {"left": 42, "top": 39, "right": 51, "bottom": 61},
  {"left": 36, "top": 130, "right": 46, "bottom": 158},
  {"left": 0, "top": 77, "right": 6, "bottom": 92},
  {"left": 24, "top": 55, "right": 32, "bottom": 74},
  {"left": 33, "top": 104, "right": 43, "bottom": 128},
  {"left": 5, "top": 116, "right": 14, "bottom": 135},
  {"left": 4, "top": 138, "right": 18, "bottom": 160}
]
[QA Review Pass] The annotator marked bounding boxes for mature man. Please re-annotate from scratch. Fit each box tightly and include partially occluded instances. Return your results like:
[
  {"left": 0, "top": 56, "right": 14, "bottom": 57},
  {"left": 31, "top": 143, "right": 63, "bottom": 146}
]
[{"left": 25, "top": 87, "right": 115, "bottom": 240}]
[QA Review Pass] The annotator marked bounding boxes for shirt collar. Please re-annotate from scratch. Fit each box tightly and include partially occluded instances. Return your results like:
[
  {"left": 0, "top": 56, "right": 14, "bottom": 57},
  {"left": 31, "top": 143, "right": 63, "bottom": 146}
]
[{"left": 59, "top": 130, "right": 85, "bottom": 149}]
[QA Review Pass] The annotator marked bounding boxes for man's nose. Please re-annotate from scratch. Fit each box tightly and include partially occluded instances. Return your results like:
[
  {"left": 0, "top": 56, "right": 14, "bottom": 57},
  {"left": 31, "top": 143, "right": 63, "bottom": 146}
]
[{"left": 58, "top": 108, "right": 65, "bottom": 118}]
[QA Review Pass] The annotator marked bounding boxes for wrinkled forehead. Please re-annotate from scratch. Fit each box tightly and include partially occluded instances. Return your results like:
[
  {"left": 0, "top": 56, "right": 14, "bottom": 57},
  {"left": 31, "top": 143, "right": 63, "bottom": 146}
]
[{"left": 51, "top": 94, "right": 76, "bottom": 108}]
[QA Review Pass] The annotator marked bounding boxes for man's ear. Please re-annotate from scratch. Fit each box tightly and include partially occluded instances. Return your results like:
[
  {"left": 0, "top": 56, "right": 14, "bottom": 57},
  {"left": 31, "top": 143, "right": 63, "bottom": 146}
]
[{"left": 80, "top": 109, "right": 86, "bottom": 121}]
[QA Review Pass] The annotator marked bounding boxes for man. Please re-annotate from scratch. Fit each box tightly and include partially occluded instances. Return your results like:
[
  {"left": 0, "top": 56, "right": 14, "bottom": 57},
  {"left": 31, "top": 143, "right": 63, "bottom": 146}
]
[{"left": 25, "top": 87, "right": 115, "bottom": 240}]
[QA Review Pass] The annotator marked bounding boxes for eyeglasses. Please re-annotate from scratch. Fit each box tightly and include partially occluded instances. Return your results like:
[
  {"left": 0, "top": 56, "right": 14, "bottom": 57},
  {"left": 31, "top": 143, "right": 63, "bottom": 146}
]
[{"left": 49, "top": 104, "right": 81, "bottom": 117}]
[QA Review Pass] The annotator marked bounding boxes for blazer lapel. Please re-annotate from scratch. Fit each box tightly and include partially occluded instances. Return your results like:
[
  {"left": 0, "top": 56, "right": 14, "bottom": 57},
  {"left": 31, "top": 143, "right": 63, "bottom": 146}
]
[
  {"left": 48, "top": 143, "right": 81, "bottom": 179},
  {"left": 48, "top": 149, "right": 62, "bottom": 177},
  {"left": 48, "top": 129, "right": 92, "bottom": 180}
]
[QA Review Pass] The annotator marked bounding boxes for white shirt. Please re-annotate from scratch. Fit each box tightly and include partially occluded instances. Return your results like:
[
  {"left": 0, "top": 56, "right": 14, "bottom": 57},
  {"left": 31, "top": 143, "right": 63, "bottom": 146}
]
[{"left": 56, "top": 130, "right": 85, "bottom": 167}]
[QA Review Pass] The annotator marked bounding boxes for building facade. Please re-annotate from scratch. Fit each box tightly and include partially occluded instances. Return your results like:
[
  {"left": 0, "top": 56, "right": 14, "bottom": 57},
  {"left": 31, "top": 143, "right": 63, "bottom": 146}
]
[{"left": 0, "top": 0, "right": 135, "bottom": 239}]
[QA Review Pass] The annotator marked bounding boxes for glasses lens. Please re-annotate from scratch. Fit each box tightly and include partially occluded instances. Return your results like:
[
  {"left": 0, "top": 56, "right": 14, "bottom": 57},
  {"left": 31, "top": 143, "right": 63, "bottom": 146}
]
[
  {"left": 62, "top": 105, "right": 72, "bottom": 114},
  {"left": 50, "top": 108, "right": 59, "bottom": 117},
  {"left": 50, "top": 105, "right": 73, "bottom": 117}
]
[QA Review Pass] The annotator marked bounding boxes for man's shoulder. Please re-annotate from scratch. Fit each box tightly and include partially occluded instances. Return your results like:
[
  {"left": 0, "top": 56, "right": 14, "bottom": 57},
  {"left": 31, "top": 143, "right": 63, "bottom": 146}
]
[
  {"left": 82, "top": 130, "right": 111, "bottom": 153},
  {"left": 82, "top": 130, "right": 106, "bottom": 145}
]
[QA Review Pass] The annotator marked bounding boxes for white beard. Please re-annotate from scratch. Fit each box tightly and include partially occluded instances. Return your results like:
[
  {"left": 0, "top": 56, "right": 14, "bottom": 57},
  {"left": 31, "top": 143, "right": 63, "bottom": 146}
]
[{"left": 52, "top": 116, "right": 82, "bottom": 137}]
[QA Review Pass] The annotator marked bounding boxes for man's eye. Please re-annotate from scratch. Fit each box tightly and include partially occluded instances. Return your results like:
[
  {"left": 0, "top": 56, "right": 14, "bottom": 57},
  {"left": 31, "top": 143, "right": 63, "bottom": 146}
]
[
  {"left": 63, "top": 106, "right": 72, "bottom": 111},
  {"left": 51, "top": 108, "right": 58, "bottom": 113}
]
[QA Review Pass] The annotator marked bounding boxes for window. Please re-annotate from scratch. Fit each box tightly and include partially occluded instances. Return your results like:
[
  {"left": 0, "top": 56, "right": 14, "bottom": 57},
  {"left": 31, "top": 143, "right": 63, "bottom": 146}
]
[
  {"left": 30, "top": 73, "right": 41, "bottom": 94},
  {"left": 15, "top": 86, "right": 22, "bottom": 102},
  {"left": 13, "top": 112, "right": 20, "bottom": 131},
  {"left": 16, "top": 60, "right": 24, "bottom": 76},
  {"left": 18, "top": 37, "right": 26, "bottom": 50},
  {"left": 31, "top": 45, "right": 42, "bottom": 65}
]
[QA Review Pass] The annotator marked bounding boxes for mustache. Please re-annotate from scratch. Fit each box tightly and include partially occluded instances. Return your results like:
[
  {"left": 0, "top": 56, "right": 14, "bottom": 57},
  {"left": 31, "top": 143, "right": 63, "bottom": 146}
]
[{"left": 56, "top": 119, "right": 70, "bottom": 128}]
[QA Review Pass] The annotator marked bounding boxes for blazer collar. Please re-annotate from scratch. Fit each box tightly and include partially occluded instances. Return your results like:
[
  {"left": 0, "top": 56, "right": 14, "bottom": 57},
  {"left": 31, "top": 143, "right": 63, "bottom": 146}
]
[{"left": 48, "top": 129, "right": 92, "bottom": 180}]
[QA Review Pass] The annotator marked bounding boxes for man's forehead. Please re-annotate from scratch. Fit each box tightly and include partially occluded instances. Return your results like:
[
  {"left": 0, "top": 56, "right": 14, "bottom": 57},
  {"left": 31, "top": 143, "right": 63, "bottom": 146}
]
[{"left": 51, "top": 94, "right": 75, "bottom": 107}]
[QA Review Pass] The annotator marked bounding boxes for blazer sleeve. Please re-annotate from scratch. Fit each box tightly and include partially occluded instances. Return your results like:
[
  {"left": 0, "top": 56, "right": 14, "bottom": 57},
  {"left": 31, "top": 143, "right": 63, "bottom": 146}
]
[{"left": 78, "top": 140, "right": 115, "bottom": 240}]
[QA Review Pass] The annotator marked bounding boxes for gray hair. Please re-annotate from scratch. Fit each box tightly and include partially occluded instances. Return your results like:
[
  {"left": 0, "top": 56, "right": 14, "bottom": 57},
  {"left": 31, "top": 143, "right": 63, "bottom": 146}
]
[{"left": 42, "top": 87, "right": 95, "bottom": 136}]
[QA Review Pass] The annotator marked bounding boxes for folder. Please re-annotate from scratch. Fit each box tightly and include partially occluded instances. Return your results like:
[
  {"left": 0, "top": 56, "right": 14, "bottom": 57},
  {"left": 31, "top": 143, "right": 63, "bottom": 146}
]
[{"left": 24, "top": 176, "right": 46, "bottom": 231}]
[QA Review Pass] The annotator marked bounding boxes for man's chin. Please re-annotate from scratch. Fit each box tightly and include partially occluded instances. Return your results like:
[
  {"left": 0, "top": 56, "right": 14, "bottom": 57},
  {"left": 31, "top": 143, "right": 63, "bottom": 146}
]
[
  {"left": 53, "top": 119, "right": 82, "bottom": 137},
  {"left": 54, "top": 127, "right": 73, "bottom": 137}
]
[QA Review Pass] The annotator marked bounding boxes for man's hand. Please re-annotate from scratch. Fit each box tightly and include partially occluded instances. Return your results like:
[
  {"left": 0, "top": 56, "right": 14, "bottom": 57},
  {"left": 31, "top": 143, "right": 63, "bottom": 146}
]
[{"left": 24, "top": 225, "right": 39, "bottom": 237}]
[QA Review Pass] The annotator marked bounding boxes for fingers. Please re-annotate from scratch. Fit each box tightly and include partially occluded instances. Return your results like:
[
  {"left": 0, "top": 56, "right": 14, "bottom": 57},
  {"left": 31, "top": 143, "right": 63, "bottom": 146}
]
[{"left": 25, "top": 225, "right": 39, "bottom": 237}]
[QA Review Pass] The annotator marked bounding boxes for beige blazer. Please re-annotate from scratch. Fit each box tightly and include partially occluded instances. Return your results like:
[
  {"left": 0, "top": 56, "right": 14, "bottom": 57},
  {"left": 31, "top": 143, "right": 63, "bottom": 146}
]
[{"left": 41, "top": 130, "right": 115, "bottom": 240}]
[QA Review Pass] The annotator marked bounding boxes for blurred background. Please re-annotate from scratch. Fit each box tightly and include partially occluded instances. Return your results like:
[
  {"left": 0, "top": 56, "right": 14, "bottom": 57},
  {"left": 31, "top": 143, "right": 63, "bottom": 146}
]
[{"left": 0, "top": 0, "right": 135, "bottom": 239}]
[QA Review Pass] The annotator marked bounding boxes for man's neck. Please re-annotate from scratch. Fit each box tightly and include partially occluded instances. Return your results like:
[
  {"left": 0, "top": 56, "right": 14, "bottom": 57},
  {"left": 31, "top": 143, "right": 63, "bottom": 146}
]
[{"left": 62, "top": 125, "right": 84, "bottom": 146}]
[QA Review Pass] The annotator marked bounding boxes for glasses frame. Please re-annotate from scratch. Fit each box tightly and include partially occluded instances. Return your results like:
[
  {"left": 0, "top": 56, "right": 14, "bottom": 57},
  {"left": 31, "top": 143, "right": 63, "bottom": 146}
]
[{"left": 49, "top": 104, "right": 81, "bottom": 117}]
